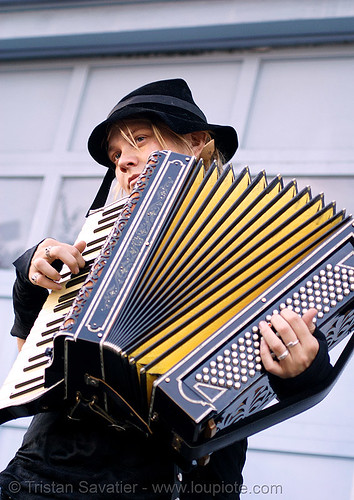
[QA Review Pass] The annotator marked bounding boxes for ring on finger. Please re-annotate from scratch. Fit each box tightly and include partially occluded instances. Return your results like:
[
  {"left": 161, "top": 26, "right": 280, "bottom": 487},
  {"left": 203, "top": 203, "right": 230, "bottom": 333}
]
[
  {"left": 31, "top": 272, "right": 40, "bottom": 284},
  {"left": 45, "top": 246, "right": 52, "bottom": 259},
  {"left": 286, "top": 339, "right": 300, "bottom": 348},
  {"left": 277, "top": 349, "right": 290, "bottom": 361}
]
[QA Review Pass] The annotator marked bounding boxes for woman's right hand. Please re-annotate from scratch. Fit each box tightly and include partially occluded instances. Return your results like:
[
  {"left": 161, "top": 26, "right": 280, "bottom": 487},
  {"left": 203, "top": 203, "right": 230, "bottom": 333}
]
[{"left": 28, "top": 238, "right": 86, "bottom": 291}]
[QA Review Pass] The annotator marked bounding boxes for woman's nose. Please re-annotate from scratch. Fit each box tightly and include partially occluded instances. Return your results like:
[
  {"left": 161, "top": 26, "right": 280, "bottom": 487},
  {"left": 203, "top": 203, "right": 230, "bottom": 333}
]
[{"left": 116, "top": 146, "right": 138, "bottom": 172}]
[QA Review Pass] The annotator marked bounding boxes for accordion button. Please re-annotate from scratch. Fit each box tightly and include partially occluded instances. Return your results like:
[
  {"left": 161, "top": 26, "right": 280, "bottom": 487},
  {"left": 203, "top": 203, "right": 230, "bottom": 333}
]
[
  {"left": 234, "top": 382, "right": 241, "bottom": 389},
  {"left": 249, "top": 370, "right": 256, "bottom": 378},
  {"left": 211, "top": 377, "right": 217, "bottom": 385},
  {"left": 195, "top": 374, "right": 202, "bottom": 381}
]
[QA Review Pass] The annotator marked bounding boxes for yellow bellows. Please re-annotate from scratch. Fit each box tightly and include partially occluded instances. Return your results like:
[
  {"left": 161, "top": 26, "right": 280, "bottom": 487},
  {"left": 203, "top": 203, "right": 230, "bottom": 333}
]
[{"left": 125, "top": 164, "right": 344, "bottom": 399}]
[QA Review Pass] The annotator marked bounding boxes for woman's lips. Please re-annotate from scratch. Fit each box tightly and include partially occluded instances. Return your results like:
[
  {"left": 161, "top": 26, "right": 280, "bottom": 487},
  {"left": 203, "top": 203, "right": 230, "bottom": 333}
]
[{"left": 129, "top": 174, "right": 140, "bottom": 190}]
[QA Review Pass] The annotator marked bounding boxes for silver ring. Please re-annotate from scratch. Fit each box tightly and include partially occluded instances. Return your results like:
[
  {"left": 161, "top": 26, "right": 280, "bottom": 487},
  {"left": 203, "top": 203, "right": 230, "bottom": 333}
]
[
  {"left": 31, "top": 272, "right": 40, "bottom": 284},
  {"left": 45, "top": 246, "right": 52, "bottom": 259},
  {"left": 277, "top": 349, "right": 290, "bottom": 361},
  {"left": 286, "top": 339, "right": 300, "bottom": 348}
]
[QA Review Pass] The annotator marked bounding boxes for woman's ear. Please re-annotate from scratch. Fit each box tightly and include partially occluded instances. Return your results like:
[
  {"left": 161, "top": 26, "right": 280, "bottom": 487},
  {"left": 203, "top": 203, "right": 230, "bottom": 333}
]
[{"left": 188, "top": 131, "right": 208, "bottom": 157}]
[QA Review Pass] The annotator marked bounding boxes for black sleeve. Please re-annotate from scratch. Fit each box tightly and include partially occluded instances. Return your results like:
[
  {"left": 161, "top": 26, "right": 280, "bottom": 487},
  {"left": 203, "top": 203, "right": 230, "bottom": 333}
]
[
  {"left": 267, "top": 327, "right": 333, "bottom": 400},
  {"left": 10, "top": 245, "right": 49, "bottom": 340}
]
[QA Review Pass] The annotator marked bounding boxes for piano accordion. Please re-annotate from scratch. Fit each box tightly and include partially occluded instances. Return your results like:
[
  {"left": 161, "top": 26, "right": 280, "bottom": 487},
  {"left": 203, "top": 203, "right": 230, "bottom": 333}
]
[{"left": 1, "top": 150, "right": 353, "bottom": 461}]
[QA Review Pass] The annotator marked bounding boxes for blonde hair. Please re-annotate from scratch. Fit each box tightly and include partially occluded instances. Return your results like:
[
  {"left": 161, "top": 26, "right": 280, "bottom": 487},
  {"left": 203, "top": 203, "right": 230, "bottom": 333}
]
[{"left": 107, "top": 117, "right": 225, "bottom": 197}]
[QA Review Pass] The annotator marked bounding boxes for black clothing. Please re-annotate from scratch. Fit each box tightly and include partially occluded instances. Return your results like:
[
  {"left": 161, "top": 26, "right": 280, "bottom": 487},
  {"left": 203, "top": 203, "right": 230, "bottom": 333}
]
[{"left": 0, "top": 247, "right": 333, "bottom": 499}]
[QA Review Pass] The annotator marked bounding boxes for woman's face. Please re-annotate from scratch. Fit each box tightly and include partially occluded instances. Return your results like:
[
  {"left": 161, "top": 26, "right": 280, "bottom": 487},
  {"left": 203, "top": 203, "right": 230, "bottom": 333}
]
[{"left": 107, "top": 119, "right": 203, "bottom": 194}]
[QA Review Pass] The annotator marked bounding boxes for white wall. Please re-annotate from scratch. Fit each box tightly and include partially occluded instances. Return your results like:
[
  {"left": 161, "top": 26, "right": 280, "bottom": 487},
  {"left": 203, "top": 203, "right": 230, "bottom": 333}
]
[{"left": 0, "top": 1, "right": 353, "bottom": 498}]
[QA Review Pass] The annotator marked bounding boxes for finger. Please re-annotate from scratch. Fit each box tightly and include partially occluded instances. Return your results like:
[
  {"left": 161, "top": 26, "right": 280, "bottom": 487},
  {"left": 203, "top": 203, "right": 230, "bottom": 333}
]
[
  {"left": 32, "top": 258, "right": 62, "bottom": 282},
  {"left": 260, "top": 336, "right": 283, "bottom": 377},
  {"left": 259, "top": 320, "right": 291, "bottom": 363},
  {"left": 30, "top": 270, "right": 62, "bottom": 291},
  {"left": 73, "top": 240, "right": 87, "bottom": 268},
  {"left": 270, "top": 312, "right": 301, "bottom": 349},
  {"left": 278, "top": 308, "right": 319, "bottom": 356},
  {"left": 47, "top": 244, "right": 85, "bottom": 275},
  {"left": 74, "top": 240, "right": 86, "bottom": 254},
  {"left": 301, "top": 308, "right": 317, "bottom": 334}
]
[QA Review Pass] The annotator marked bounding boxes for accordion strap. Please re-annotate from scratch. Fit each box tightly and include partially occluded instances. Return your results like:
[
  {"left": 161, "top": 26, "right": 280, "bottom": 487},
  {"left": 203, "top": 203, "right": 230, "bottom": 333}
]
[{"left": 87, "top": 168, "right": 116, "bottom": 215}]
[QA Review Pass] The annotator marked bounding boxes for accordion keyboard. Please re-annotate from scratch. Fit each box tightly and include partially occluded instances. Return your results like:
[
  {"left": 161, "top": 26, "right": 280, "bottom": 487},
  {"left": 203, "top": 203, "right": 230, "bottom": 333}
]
[{"left": 0, "top": 198, "right": 127, "bottom": 421}]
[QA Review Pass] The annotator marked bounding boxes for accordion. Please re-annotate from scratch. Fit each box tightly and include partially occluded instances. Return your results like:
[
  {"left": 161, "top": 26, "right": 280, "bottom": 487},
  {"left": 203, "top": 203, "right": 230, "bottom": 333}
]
[{"left": 1, "top": 150, "right": 353, "bottom": 462}]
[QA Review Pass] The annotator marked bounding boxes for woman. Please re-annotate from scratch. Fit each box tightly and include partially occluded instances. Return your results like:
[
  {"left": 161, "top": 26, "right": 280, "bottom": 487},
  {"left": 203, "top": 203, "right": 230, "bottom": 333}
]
[{"left": 0, "top": 79, "right": 332, "bottom": 499}]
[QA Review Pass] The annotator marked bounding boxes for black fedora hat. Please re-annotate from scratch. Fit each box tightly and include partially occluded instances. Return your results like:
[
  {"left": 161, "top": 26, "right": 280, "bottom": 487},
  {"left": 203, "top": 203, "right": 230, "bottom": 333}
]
[{"left": 88, "top": 78, "right": 238, "bottom": 169}]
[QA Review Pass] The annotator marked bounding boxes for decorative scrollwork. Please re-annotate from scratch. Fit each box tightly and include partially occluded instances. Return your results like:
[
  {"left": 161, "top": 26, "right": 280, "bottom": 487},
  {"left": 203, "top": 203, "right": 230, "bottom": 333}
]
[
  {"left": 220, "top": 381, "right": 275, "bottom": 428},
  {"left": 325, "top": 308, "right": 354, "bottom": 349}
]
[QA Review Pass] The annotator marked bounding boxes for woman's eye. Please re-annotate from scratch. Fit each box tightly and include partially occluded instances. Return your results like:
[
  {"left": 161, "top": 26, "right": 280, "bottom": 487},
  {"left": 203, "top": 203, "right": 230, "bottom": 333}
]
[
  {"left": 135, "top": 136, "right": 146, "bottom": 144},
  {"left": 113, "top": 152, "right": 121, "bottom": 161}
]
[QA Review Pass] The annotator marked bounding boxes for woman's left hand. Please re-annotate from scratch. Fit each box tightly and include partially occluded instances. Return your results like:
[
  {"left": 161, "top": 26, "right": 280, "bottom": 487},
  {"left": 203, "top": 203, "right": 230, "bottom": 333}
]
[{"left": 259, "top": 308, "right": 319, "bottom": 379}]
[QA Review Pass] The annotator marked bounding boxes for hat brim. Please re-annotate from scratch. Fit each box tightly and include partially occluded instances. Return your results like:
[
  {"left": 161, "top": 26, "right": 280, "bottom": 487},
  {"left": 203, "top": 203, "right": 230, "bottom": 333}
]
[{"left": 88, "top": 106, "right": 238, "bottom": 169}]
